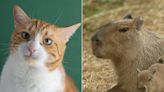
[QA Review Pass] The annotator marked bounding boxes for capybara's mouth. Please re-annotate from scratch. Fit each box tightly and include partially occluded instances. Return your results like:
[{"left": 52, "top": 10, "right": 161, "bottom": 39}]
[
  {"left": 92, "top": 48, "right": 104, "bottom": 58},
  {"left": 91, "top": 43, "right": 97, "bottom": 55},
  {"left": 94, "top": 54, "right": 103, "bottom": 58},
  {"left": 91, "top": 35, "right": 104, "bottom": 58}
]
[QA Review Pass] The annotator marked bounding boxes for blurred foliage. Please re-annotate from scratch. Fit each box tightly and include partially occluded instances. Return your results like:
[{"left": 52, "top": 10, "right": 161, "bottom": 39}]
[{"left": 83, "top": 0, "right": 124, "bottom": 18}]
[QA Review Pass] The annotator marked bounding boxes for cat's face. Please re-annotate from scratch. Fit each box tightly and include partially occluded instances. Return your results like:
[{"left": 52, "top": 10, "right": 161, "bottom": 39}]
[{"left": 11, "top": 5, "right": 80, "bottom": 70}]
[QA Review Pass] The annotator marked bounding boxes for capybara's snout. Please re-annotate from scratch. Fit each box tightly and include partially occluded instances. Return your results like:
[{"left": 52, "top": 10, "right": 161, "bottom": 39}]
[
  {"left": 91, "top": 32, "right": 104, "bottom": 58},
  {"left": 91, "top": 33, "right": 102, "bottom": 46}
]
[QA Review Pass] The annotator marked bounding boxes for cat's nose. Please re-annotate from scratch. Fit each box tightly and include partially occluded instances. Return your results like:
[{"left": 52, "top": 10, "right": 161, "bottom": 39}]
[{"left": 27, "top": 47, "right": 36, "bottom": 54}]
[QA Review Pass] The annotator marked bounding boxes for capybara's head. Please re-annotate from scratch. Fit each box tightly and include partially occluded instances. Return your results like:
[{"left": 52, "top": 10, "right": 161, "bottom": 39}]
[
  {"left": 91, "top": 14, "right": 144, "bottom": 59},
  {"left": 137, "top": 69, "right": 156, "bottom": 92}
]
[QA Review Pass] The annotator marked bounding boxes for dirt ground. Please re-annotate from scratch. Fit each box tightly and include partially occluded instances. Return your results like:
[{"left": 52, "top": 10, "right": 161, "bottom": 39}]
[{"left": 83, "top": 0, "right": 164, "bottom": 92}]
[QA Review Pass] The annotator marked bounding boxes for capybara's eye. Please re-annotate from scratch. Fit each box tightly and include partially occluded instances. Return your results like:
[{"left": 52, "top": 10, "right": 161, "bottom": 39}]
[
  {"left": 119, "top": 28, "right": 129, "bottom": 32},
  {"left": 148, "top": 77, "right": 152, "bottom": 81}
]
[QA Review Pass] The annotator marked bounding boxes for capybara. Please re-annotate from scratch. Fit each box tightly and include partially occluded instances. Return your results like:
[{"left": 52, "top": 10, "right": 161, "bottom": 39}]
[
  {"left": 92, "top": 14, "right": 164, "bottom": 92},
  {"left": 137, "top": 61, "right": 164, "bottom": 92}
]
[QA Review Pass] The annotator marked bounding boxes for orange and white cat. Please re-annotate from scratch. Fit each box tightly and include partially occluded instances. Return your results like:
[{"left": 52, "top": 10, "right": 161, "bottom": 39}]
[{"left": 0, "top": 5, "right": 80, "bottom": 92}]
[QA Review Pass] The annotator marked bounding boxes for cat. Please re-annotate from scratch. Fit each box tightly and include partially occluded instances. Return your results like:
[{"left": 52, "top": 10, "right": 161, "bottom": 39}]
[{"left": 0, "top": 5, "right": 80, "bottom": 92}]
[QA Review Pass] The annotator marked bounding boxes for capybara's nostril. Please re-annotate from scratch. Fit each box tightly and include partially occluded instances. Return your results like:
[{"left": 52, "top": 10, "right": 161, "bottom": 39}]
[
  {"left": 95, "top": 37, "right": 100, "bottom": 43},
  {"left": 92, "top": 34, "right": 102, "bottom": 45}
]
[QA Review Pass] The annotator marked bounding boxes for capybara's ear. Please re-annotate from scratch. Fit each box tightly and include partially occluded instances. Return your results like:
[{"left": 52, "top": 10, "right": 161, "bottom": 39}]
[
  {"left": 123, "top": 14, "right": 133, "bottom": 19},
  {"left": 137, "top": 68, "right": 141, "bottom": 74},
  {"left": 148, "top": 73, "right": 153, "bottom": 81},
  {"left": 133, "top": 16, "right": 144, "bottom": 30},
  {"left": 150, "top": 67, "right": 157, "bottom": 75}
]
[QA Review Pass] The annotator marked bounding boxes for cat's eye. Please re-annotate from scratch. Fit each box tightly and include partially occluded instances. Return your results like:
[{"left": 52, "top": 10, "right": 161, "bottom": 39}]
[
  {"left": 119, "top": 27, "right": 129, "bottom": 32},
  {"left": 21, "top": 32, "right": 30, "bottom": 40},
  {"left": 43, "top": 38, "right": 53, "bottom": 45}
]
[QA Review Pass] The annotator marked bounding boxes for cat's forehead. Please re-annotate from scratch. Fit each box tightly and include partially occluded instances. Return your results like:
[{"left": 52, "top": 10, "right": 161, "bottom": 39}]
[
  {"left": 28, "top": 19, "right": 55, "bottom": 31},
  {"left": 28, "top": 19, "right": 58, "bottom": 35},
  {"left": 40, "top": 26, "right": 58, "bottom": 37}
]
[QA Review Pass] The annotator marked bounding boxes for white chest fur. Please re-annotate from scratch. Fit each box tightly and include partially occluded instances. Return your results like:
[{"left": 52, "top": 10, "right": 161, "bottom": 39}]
[{"left": 0, "top": 53, "right": 65, "bottom": 92}]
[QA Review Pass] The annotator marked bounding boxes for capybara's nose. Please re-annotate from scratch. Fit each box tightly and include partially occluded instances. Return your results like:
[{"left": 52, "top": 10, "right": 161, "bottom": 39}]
[{"left": 92, "top": 34, "right": 102, "bottom": 45}]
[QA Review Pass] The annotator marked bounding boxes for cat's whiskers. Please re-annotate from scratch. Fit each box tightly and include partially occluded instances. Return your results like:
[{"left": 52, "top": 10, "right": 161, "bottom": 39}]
[
  {"left": 0, "top": 44, "right": 18, "bottom": 54},
  {"left": 0, "top": 47, "right": 10, "bottom": 55},
  {"left": 62, "top": 61, "right": 80, "bottom": 73},
  {"left": 1, "top": 52, "right": 9, "bottom": 55},
  {"left": 2, "top": 51, "right": 10, "bottom": 55},
  {"left": 0, "top": 43, "right": 10, "bottom": 45},
  {"left": 62, "top": 61, "right": 69, "bottom": 64},
  {"left": 54, "top": 8, "right": 64, "bottom": 24},
  {"left": 30, "top": 9, "right": 37, "bottom": 19},
  {"left": 0, "top": 43, "right": 18, "bottom": 48},
  {"left": 0, "top": 46, "right": 11, "bottom": 49}
]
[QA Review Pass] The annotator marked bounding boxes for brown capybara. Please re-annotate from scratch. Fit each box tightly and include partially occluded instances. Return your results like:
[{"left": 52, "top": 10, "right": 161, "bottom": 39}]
[
  {"left": 91, "top": 14, "right": 164, "bottom": 92},
  {"left": 137, "top": 60, "right": 164, "bottom": 92}
]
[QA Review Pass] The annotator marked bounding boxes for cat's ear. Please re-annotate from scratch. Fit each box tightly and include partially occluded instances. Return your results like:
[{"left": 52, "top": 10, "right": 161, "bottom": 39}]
[
  {"left": 13, "top": 5, "right": 31, "bottom": 28},
  {"left": 57, "top": 23, "right": 81, "bottom": 43}
]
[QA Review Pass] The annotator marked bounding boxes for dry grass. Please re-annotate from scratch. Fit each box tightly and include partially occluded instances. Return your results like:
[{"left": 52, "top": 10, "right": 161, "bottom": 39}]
[{"left": 83, "top": 0, "right": 164, "bottom": 92}]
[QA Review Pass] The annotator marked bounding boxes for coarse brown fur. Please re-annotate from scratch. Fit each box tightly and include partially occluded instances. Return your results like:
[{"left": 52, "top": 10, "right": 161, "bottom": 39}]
[
  {"left": 11, "top": 5, "right": 80, "bottom": 92},
  {"left": 137, "top": 61, "right": 164, "bottom": 92},
  {"left": 91, "top": 14, "right": 164, "bottom": 92}
]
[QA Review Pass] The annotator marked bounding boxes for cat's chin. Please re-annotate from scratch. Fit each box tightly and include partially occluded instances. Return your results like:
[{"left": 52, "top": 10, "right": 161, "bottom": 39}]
[
  {"left": 24, "top": 55, "right": 37, "bottom": 60},
  {"left": 24, "top": 54, "right": 43, "bottom": 62},
  {"left": 25, "top": 59, "right": 36, "bottom": 65},
  {"left": 23, "top": 56, "right": 42, "bottom": 67}
]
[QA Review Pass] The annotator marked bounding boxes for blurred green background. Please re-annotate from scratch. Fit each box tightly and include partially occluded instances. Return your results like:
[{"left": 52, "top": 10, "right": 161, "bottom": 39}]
[{"left": 0, "top": 0, "right": 81, "bottom": 91}]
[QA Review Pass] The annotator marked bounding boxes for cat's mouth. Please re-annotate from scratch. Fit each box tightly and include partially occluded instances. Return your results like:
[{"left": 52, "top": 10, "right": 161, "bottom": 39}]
[
  {"left": 24, "top": 54, "right": 38, "bottom": 60},
  {"left": 20, "top": 50, "right": 38, "bottom": 65},
  {"left": 23, "top": 48, "right": 40, "bottom": 60},
  {"left": 20, "top": 45, "right": 40, "bottom": 60}
]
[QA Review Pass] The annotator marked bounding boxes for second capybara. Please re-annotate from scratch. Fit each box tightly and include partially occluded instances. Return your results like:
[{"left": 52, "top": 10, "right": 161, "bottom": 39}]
[{"left": 137, "top": 60, "right": 164, "bottom": 92}]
